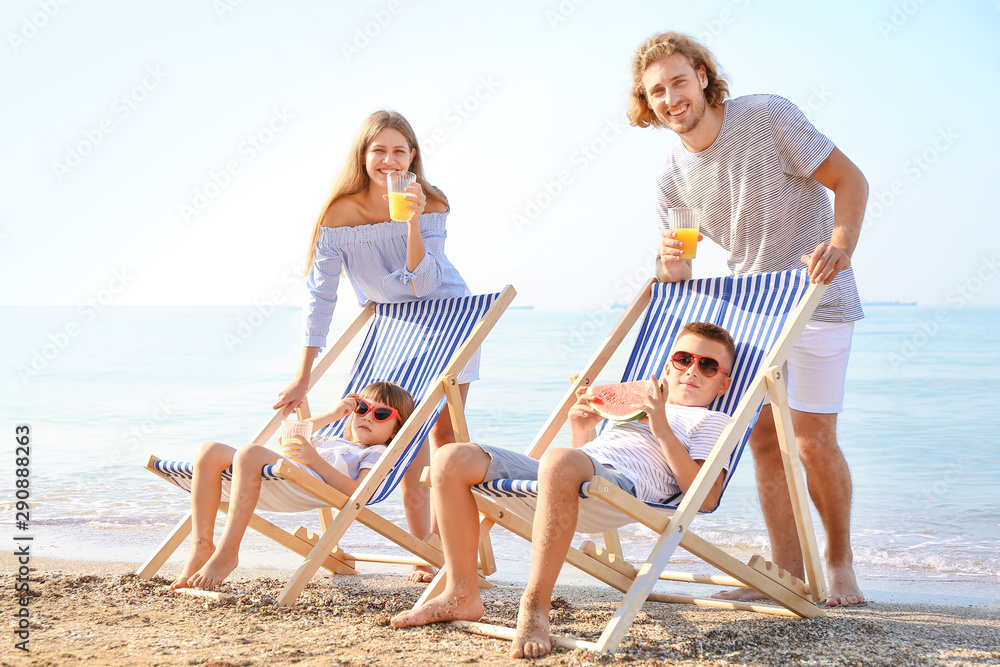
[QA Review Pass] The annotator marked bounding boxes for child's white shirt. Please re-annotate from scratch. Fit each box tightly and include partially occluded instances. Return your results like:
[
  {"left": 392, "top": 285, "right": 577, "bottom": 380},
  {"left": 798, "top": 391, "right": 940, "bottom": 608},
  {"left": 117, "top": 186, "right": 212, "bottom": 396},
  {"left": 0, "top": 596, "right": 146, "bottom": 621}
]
[
  {"left": 581, "top": 405, "right": 730, "bottom": 503},
  {"left": 304, "top": 434, "right": 386, "bottom": 481}
]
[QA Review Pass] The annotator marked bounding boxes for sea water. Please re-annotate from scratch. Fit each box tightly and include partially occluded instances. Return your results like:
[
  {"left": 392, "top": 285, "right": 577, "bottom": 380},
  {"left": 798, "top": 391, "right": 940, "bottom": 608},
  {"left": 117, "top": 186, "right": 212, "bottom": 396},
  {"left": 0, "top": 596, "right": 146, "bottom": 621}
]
[{"left": 2, "top": 303, "right": 998, "bottom": 604}]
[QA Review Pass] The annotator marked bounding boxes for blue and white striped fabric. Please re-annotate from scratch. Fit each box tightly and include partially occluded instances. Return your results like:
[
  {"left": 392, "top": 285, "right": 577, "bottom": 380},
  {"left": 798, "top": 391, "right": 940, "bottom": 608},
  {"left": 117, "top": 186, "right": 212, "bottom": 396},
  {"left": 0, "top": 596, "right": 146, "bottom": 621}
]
[
  {"left": 154, "top": 291, "right": 500, "bottom": 512},
  {"left": 474, "top": 270, "right": 811, "bottom": 533},
  {"left": 152, "top": 458, "right": 329, "bottom": 513}
]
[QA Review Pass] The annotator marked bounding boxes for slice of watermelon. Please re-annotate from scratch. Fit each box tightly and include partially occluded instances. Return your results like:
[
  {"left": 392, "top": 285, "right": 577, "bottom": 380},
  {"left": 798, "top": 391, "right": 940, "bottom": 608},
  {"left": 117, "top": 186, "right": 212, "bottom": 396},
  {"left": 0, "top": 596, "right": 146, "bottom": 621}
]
[{"left": 587, "top": 380, "right": 658, "bottom": 422}]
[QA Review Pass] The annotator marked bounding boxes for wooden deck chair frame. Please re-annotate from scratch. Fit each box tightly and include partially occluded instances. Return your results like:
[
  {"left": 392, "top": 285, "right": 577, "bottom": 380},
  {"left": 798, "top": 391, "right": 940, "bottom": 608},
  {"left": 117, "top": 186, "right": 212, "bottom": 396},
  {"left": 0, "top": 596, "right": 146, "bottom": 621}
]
[
  {"left": 139, "top": 286, "right": 516, "bottom": 606},
  {"left": 416, "top": 271, "right": 829, "bottom": 653}
]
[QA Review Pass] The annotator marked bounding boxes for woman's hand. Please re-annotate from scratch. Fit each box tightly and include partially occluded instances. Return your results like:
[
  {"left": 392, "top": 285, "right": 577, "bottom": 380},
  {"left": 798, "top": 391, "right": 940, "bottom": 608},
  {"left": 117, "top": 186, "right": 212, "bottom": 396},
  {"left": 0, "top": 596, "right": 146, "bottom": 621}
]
[
  {"left": 404, "top": 182, "right": 427, "bottom": 220},
  {"left": 274, "top": 376, "right": 309, "bottom": 417},
  {"left": 382, "top": 182, "right": 427, "bottom": 221}
]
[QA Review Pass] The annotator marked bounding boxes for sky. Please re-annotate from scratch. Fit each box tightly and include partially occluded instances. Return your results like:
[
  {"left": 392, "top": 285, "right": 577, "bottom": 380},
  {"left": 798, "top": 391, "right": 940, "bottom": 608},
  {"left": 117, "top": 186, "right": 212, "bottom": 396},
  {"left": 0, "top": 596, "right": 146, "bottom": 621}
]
[{"left": 3, "top": 0, "right": 999, "bottom": 310}]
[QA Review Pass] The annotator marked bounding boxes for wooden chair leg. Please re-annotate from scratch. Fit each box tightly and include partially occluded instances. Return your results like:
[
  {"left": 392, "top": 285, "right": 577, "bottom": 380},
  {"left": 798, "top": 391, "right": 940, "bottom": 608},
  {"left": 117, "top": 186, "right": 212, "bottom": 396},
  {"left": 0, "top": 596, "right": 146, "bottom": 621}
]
[
  {"left": 477, "top": 518, "right": 497, "bottom": 576},
  {"left": 602, "top": 530, "right": 624, "bottom": 558},
  {"left": 442, "top": 375, "right": 470, "bottom": 443},
  {"left": 136, "top": 512, "right": 192, "bottom": 579},
  {"left": 765, "top": 367, "right": 827, "bottom": 603}
]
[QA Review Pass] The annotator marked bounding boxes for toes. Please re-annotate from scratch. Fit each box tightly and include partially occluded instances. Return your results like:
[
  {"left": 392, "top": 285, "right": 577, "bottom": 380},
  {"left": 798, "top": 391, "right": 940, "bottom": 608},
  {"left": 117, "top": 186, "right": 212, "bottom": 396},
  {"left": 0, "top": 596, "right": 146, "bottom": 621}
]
[
  {"left": 524, "top": 641, "right": 549, "bottom": 659},
  {"left": 824, "top": 594, "right": 864, "bottom": 607},
  {"left": 393, "top": 611, "right": 420, "bottom": 628},
  {"left": 408, "top": 567, "right": 437, "bottom": 583}
]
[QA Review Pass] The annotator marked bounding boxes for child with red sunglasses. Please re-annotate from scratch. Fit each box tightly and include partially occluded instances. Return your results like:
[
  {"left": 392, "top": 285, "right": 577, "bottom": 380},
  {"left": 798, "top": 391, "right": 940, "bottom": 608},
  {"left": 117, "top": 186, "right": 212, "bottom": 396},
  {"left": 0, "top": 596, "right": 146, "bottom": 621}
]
[{"left": 171, "top": 381, "right": 413, "bottom": 591}]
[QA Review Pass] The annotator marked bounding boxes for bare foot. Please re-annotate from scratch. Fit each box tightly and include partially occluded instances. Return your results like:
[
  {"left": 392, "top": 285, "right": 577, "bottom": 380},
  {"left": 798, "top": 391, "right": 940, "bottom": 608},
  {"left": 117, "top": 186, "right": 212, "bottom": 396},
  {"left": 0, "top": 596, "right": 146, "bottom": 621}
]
[
  {"left": 824, "top": 563, "right": 864, "bottom": 606},
  {"left": 391, "top": 589, "right": 484, "bottom": 628},
  {"left": 406, "top": 565, "right": 437, "bottom": 584},
  {"left": 186, "top": 550, "right": 238, "bottom": 589},
  {"left": 511, "top": 594, "right": 551, "bottom": 659},
  {"left": 711, "top": 586, "right": 769, "bottom": 602},
  {"left": 170, "top": 538, "right": 215, "bottom": 590}
]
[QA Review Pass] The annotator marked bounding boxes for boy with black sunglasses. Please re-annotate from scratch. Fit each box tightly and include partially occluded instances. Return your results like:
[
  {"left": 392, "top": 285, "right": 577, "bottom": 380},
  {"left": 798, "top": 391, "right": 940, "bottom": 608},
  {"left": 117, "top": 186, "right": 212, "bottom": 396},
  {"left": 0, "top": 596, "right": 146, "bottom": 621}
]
[
  {"left": 170, "top": 381, "right": 413, "bottom": 591},
  {"left": 392, "top": 322, "right": 735, "bottom": 659}
]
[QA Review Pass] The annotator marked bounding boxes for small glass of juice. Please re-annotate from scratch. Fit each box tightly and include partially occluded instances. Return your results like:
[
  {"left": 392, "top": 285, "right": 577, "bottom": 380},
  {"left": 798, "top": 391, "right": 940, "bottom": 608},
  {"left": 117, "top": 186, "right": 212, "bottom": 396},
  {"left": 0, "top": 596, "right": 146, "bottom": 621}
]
[
  {"left": 387, "top": 171, "right": 416, "bottom": 222},
  {"left": 279, "top": 419, "right": 312, "bottom": 458},
  {"left": 666, "top": 207, "right": 701, "bottom": 259}
]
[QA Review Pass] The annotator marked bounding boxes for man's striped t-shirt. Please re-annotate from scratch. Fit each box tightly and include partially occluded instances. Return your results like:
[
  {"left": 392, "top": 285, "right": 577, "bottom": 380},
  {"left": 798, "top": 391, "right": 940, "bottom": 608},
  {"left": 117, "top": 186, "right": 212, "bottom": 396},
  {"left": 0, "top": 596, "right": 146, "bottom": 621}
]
[
  {"left": 655, "top": 94, "right": 863, "bottom": 323},
  {"left": 581, "top": 406, "right": 730, "bottom": 503}
]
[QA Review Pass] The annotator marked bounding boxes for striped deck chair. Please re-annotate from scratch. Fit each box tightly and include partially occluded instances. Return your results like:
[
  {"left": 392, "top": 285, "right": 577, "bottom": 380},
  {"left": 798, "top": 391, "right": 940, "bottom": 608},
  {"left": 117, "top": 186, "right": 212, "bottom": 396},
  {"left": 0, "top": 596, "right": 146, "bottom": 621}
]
[
  {"left": 419, "top": 269, "right": 829, "bottom": 653},
  {"left": 140, "top": 286, "right": 516, "bottom": 606}
]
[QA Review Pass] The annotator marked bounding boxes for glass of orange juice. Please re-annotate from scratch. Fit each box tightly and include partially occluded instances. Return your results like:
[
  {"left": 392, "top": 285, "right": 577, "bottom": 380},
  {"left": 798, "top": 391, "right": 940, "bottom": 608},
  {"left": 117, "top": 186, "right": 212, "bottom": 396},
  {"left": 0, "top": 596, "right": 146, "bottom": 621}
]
[
  {"left": 279, "top": 419, "right": 312, "bottom": 458},
  {"left": 387, "top": 171, "right": 416, "bottom": 222},
  {"left": 667, "top": 207, "right": 701, "bottom": 259}
]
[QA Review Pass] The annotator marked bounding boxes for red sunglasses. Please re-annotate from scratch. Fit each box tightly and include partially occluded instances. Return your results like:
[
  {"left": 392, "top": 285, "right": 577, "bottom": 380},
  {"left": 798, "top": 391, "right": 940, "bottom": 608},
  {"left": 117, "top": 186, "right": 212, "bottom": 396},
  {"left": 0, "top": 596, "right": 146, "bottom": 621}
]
[
  {"left": 353, "top": 398, "right": 400, "bottom": 423},
  {"left": 670, "top": 351, "right": 730, "bottom": 378}
]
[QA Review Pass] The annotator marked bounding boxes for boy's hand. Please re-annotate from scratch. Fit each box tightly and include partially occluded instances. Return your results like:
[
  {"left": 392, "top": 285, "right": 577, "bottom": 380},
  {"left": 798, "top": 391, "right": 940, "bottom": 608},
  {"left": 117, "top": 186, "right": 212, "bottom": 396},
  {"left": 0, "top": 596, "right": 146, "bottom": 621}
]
[
  {"left": 634, "top": 374, "right": 673, "bottom": 442},
  {"left": 568, "top": 386, "right": 603, "bottom": 433},
  {"left": 279, "top": 434, "right": 320, "bottom": 467}
]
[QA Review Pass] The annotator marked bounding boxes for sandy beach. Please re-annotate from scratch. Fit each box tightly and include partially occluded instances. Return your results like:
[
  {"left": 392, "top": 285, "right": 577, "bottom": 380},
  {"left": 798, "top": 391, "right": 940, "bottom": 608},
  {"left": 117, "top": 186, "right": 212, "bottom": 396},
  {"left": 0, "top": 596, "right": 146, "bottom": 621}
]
[{"left": 4, "top": 553, "right": 998, "bottom": 666}]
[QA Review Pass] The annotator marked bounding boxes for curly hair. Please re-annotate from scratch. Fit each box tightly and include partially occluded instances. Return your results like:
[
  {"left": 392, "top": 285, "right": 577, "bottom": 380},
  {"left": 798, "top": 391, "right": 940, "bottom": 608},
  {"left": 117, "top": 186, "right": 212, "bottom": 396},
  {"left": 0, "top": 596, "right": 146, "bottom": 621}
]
[{"left": 627, "top": 32, "right": 730, "bottom": 128}]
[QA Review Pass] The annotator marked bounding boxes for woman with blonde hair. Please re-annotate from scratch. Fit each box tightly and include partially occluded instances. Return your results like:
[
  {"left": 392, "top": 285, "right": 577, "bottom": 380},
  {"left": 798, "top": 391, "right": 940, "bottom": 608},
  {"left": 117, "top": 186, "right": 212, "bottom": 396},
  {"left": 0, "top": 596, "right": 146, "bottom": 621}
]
[{"left": 274, "top": 110, "right": 475, "bottom": 582}]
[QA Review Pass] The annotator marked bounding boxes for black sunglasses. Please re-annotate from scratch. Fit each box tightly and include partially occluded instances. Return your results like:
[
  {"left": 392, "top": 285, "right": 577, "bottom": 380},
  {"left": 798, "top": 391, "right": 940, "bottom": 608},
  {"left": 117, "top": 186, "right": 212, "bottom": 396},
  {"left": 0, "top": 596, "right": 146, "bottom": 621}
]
[{"left": 670, "top": 351, "right": 729, "bottom": 378}]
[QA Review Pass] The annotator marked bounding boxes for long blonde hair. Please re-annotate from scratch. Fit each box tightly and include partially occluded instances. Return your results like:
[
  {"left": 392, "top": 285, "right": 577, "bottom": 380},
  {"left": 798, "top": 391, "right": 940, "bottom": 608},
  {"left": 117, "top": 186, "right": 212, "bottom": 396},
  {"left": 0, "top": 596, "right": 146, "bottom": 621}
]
[
  {"left": 346, "top": 381, "right": 415, "bottom": 446},
  {"left": 304, "top": 111, "right": 449, "bottom": 274}
]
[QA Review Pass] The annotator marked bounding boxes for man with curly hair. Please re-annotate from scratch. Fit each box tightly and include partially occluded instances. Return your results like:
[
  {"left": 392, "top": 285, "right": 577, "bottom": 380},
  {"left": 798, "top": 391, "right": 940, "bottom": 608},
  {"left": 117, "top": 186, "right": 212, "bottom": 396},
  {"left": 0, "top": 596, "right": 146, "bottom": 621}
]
[{"left": 628, "top": 31, "right": 868, "bottom": 608}]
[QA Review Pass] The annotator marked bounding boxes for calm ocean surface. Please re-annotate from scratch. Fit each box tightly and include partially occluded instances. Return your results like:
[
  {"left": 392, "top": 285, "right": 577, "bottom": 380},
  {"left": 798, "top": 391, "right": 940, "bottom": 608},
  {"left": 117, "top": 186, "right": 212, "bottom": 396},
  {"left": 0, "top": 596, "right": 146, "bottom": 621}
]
[{"left": 2, "top": 303, "right": 998, "bottom": 604}]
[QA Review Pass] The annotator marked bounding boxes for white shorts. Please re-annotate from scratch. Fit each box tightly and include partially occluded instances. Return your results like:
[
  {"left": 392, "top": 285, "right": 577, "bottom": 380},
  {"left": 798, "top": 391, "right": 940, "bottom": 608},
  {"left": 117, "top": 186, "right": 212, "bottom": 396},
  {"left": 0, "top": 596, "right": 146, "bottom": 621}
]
[
  {"left": 764, "top": 321, "right": 855, "bottom": 414},
  {"left": 456, "top": 345, "right": 481, "bottom": 384}
]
